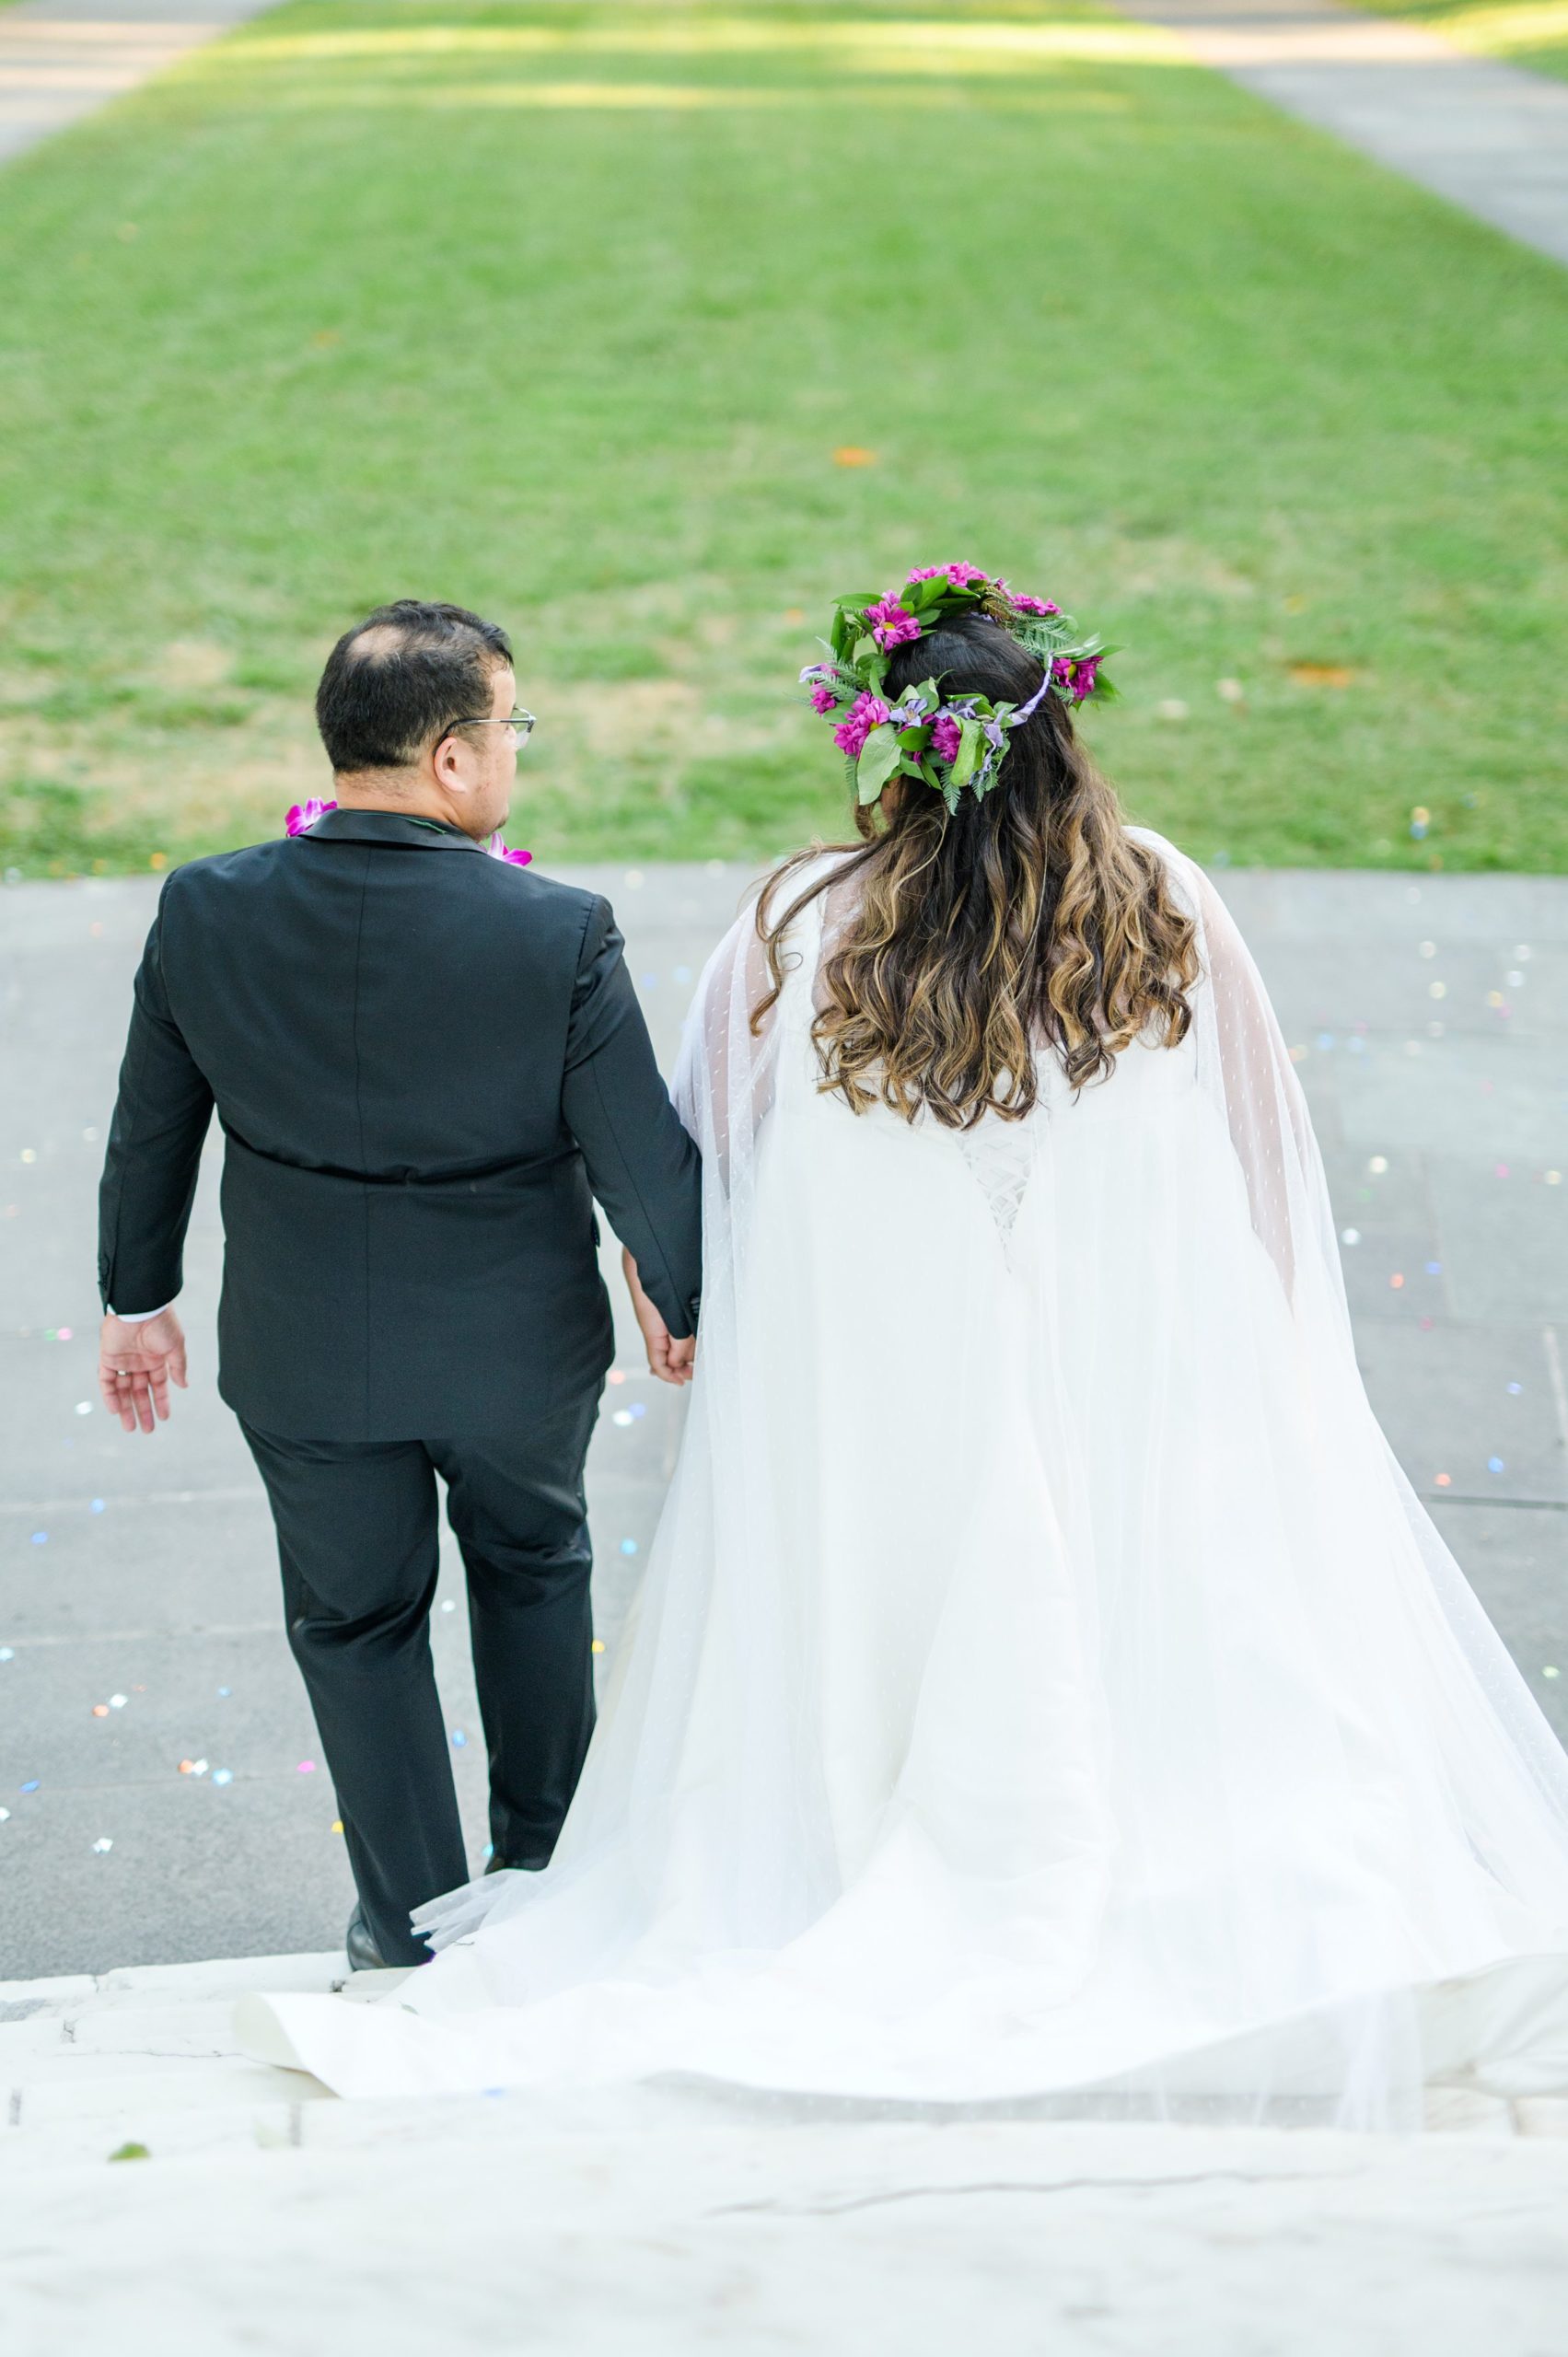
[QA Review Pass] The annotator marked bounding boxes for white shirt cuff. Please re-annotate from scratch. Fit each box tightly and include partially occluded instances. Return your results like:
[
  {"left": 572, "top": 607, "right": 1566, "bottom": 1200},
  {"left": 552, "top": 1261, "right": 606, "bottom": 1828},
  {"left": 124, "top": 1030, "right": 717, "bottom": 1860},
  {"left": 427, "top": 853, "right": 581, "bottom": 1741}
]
[{"left": 111, "top": 1302, "right": 174, "bottom": 1323}]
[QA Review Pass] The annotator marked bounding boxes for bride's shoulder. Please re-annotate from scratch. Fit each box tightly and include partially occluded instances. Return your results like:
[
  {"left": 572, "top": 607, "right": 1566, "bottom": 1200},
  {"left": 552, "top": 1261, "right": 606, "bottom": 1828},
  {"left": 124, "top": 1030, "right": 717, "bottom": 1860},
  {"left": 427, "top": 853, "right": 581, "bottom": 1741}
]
[
  {"left": 1121, "top": 824, "right": 1206, "bottom": 911},
  {"left": 748, "top": 844, "right": 859, "bottom": 935}
]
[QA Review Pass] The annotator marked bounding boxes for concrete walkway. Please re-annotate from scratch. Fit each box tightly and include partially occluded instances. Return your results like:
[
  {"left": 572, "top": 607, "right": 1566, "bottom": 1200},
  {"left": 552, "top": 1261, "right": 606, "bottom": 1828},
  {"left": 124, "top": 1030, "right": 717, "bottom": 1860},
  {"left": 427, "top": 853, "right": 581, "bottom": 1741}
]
[
  {"left": 1114, "top": 0, "right": 1568, "bottom": 268},
  {"left": 2, "top": 864, "right": 1565, "bottom": 1982},
  {"left": 0, "top": 0, "right": 272, "bottom": 170}
]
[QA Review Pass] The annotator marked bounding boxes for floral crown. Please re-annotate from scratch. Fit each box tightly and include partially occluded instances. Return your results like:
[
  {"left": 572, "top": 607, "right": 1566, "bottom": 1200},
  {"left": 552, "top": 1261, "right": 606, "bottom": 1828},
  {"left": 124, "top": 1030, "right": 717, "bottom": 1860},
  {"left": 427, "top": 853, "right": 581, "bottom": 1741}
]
[{"left": 800, "top": 562, "right": 1115, "bottom": 811}]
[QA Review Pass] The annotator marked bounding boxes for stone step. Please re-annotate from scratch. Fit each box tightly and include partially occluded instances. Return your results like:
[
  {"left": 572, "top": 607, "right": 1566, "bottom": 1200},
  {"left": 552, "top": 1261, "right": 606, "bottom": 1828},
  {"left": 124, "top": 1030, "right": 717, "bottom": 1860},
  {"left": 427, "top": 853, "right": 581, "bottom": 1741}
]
[{"left": 0, "top": 1955, "right": 1565, "bottom": 2167}]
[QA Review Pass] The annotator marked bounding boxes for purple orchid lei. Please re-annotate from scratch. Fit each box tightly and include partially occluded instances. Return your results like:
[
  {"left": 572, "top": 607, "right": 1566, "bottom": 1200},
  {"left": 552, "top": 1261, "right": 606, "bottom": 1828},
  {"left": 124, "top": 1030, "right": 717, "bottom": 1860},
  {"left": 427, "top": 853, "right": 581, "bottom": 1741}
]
[
  {"left": 799, "top": 563, "right": 1116, "bottom": 814},
  {"left": 285, "top": 799, "right": 532, "bottom": 865}
]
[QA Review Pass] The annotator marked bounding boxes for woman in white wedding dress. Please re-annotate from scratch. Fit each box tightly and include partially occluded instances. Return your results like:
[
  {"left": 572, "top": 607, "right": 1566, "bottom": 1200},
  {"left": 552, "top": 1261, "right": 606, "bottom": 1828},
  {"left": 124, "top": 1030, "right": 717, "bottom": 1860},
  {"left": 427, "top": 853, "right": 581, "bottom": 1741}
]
[{"left": 244, "top": 568, "right": 1568, "bottom": 2128}]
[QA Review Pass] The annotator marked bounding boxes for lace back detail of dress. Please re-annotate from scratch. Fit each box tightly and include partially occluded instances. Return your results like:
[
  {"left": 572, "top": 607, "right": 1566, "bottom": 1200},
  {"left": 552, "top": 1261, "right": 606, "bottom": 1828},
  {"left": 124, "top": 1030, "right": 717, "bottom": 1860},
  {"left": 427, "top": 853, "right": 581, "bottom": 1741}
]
[{"left": 955, "top": 1116, "right": 1040, "bottom": 1260}]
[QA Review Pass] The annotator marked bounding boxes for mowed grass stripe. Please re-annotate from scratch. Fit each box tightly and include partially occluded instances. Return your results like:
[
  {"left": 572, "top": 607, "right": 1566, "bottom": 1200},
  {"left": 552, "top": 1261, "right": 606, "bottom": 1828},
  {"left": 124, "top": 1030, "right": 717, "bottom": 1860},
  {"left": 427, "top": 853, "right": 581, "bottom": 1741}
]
[{"left": 0, "top": 0, "right": 1563, "bottom": 876}]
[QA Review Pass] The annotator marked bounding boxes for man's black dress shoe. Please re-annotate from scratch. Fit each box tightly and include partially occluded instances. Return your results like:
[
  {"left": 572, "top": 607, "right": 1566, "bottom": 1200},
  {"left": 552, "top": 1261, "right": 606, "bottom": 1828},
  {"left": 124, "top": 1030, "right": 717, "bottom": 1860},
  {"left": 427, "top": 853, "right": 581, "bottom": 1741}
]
[{"left": 345, "top": 1905, "right": 387, "bottom": 1972}]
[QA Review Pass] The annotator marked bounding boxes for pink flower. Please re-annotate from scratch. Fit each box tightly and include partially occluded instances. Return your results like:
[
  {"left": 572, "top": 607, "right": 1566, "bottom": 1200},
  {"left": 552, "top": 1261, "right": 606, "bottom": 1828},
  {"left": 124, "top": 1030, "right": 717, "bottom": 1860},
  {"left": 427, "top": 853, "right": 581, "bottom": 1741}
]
[
  {"left": 487, "top": 837, "right": 533, "bottom": 865},
  {"left": 285, "top": 797, "right": 337, "bottom": 837},
  {"left": 865, "top": 597, "right": 922, "bottom": 650},
  {"left": 1011, "top": 594, "right": 1060, "bottom": 618},
  {"left": 832, "top": 691, "right": 891, "bottom": 761},
  {"left": 809, "top": 684, "right": 842, "bottom": 714},
  {"left": 1052, "top": 656, "right": 1098, "bottom": 703},
  {"left": 906, "top": 562, "right": 988, "bottom": 588},
  {"left": 929, "top": 714, "right": 962, "bottom": 762}
]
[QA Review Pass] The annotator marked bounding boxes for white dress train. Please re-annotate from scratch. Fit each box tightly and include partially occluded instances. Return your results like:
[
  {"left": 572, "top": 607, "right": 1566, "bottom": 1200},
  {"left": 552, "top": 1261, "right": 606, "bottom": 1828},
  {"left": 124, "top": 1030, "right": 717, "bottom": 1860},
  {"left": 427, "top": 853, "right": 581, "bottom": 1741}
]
[{"left": 240, "top": 831, "right": 1568, "bottom": 2127}]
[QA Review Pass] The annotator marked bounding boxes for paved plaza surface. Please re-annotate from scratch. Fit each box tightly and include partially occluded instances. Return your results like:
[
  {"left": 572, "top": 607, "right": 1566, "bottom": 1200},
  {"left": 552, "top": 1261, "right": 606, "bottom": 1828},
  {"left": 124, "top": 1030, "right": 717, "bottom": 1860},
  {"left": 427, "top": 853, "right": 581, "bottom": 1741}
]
[{"left": 2, "top": 859, "right": 1565, "bottom": 1981}]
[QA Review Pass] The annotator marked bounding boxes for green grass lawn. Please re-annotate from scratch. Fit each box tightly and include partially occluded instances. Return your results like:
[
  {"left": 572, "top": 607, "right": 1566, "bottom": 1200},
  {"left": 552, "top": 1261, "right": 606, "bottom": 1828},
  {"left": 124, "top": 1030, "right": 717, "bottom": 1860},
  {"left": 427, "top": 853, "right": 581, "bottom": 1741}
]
[
  {"left": 1372, "top": 0, "right": 1568, "bottom": 80},
  {"left": 1, "top": 0, "right": 1565, "bottom": 877}
]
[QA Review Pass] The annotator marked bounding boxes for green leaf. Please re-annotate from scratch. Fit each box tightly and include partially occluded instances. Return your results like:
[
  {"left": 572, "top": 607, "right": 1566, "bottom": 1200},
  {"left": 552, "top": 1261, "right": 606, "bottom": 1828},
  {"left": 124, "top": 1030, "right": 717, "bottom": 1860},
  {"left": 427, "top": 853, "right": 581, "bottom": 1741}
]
[
  {"left": 109, "top": 2142, "right": 151, "bottom": 2162},
  {"left": 950, "top": 716, "right": 981, "bottom": 790},
  {"left": 852, "top": 633, "right": 878, "bottom": 669},
  {"left": 855, "top": 724, "right": 904, "bottom": 803}
]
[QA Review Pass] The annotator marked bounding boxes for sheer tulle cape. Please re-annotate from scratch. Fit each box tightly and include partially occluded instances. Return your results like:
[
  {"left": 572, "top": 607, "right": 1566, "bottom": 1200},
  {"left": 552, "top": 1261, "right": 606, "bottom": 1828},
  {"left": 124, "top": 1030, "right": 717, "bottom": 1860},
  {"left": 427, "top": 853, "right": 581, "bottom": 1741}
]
[{"left": 241, "top": 832, "right": 1568, "bottom": 2127}]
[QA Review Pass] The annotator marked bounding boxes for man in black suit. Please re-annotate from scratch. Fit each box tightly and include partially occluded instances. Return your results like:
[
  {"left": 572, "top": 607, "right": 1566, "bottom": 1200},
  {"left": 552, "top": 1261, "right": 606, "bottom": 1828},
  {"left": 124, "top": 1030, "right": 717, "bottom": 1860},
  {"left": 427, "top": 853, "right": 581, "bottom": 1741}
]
[{"left": 96, "top": 600, "right": 703, "bottom": 1968}]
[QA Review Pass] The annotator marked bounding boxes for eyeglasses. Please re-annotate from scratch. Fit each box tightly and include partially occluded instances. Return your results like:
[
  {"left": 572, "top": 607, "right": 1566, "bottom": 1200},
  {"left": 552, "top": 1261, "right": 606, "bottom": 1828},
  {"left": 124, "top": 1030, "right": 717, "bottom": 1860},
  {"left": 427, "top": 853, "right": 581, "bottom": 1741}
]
[{"left": 441, "top": 705, "right": 536, "bottom": 746}]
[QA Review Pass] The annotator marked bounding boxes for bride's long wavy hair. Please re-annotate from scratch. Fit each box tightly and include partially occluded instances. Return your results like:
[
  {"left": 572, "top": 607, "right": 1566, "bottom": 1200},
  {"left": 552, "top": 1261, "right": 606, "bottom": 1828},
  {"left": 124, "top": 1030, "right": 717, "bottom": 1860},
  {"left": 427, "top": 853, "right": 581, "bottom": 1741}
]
[{"left": 753, "top": 610, "right": 1199, "bottom": 1128}]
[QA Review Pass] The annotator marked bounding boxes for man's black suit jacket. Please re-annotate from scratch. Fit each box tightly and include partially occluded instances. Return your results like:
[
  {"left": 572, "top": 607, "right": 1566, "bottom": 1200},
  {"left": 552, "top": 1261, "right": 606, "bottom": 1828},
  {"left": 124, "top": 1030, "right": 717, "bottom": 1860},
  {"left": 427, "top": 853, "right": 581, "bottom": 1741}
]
[{"left": 98, "top": 808, "right": 703, "bottom": 1441}]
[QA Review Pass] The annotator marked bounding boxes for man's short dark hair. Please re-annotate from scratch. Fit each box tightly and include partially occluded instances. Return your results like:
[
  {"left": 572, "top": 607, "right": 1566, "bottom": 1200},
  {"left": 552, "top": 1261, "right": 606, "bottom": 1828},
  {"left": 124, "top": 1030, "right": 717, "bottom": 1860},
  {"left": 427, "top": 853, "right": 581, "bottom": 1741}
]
[{"left": 315, "top": 600, "right": 514, "bottom": 774}]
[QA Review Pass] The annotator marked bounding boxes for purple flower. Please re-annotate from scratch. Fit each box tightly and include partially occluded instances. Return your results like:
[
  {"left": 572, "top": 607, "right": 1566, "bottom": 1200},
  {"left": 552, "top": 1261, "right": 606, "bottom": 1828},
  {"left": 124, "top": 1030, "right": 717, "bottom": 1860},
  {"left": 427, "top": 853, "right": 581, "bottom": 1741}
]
[
  {"left": 929, "top": 714, "right": 961, "bottom": 762},
  {"left": 833, "top": 691, "right": 891, "bottom": 761},
  {"left": 810, "top": 684, "right": 842, "bottom": 715},
  {"left": 906, "top": 565, "right": 946, "bottom": 583},
  {"left": 487, "top": 836, "right": 533, "bottom": 865},
  {"left": 285, "top": 797, "right": 337, "bottom": 837},
  {"left": 865, "top": 597, "right": 922, "bottom": 650},
  {"left": 1011, "top": 594, "right": 1060, "bottom": 618}
]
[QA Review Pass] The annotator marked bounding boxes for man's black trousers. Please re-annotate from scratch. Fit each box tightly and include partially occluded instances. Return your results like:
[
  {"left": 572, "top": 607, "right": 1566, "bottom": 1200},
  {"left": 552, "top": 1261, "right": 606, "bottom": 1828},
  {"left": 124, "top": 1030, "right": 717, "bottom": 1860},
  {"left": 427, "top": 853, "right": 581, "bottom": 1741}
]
[{"left": 241, "top": 1390, "right": 600, "bottom": 1967}]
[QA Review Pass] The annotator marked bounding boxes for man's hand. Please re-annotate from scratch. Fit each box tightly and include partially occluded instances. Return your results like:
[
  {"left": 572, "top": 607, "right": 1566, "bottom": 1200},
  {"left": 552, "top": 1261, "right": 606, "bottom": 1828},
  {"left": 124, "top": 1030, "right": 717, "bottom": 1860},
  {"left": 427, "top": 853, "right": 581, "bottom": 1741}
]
[
  {"left": 621, "top": 1250, "right": 694, "bottom": 1387},
  {"left": 98, "top": 1309, "right": 188, "bottom": 1434}
]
